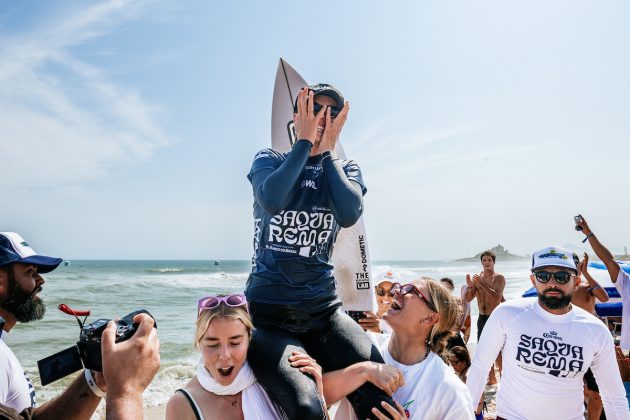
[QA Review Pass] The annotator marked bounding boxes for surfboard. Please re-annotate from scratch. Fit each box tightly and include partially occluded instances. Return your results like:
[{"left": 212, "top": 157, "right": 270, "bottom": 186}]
[{"left": 271, "top": 58, "right": 375, "bottom": 312}]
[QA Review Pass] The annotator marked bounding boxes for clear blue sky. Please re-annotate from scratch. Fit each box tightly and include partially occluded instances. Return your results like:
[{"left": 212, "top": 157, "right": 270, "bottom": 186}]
[{"left": 1, "top": 0, "right": 628, "bottom": 260}]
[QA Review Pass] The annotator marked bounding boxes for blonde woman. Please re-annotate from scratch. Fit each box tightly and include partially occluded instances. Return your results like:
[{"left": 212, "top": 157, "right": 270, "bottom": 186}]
[
  {"left": 329, "top": 278, "right": 475, "bottom": 420},
  {"left": 166, "top": 294, "right": 323, "bottom": 420}
]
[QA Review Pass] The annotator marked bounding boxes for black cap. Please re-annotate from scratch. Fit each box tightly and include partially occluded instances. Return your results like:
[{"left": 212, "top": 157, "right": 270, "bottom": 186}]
[{"left": 294, "top": 83, "right": 345, "bottom": 113}]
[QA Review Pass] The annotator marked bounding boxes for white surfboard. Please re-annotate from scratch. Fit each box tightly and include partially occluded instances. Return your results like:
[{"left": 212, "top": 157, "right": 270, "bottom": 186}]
[{"left": 271, "top": 58, "right": 375, "bottom": 312}]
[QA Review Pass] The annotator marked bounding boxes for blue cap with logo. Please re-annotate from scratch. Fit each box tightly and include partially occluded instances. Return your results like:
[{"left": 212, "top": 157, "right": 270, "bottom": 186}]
[{"left": 0, "top": 232, "right": 63, "bottom": 274}]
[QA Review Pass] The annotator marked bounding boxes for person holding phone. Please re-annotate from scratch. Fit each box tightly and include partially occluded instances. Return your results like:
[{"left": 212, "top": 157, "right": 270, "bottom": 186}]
[{"left": 245, "top": 84, "right": 396, "bottom": 419}]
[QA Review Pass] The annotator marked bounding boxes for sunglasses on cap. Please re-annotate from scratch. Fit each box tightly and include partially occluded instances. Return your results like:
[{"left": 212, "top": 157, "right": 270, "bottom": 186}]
[
  {"left": 391, "top": 282, "right": 437, "bottom": 312},
  {"left": 532, "top": 271, "right": 575, "bottom": 285},
  {"left": 197, "top": 294, "right": 248, "bottom": 314}
]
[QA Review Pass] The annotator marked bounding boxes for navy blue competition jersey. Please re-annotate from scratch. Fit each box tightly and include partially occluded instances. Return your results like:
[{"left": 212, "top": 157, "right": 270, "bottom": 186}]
[{"left": 246, "top": 142, "right": 366, "bottom": 305}]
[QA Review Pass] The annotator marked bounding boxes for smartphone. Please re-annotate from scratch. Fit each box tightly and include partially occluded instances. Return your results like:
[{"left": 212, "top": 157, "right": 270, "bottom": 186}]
[
  {"left": 346, "top": 310, "right": 365, "bottom": 324},
  {"left": 574, "top": 215, "right": 583, "bottom": 231},
  {"left": 614, "top": 322, "right": 622, "bottom": 336}
]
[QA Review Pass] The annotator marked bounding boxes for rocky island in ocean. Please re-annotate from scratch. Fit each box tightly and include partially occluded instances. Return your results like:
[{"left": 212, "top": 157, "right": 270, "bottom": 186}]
[{"left": 455, "top": 244, "right": 528, "bottom": 262}]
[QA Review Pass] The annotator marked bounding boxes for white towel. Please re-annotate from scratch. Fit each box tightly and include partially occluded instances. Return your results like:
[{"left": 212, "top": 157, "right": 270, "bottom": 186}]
[{"left": 197, "top": 360, "right": 283, "bottom": 420}]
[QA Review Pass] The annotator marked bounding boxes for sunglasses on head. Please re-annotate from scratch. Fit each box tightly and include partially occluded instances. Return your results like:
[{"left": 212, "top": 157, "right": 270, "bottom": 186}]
[
  {"left": 533, "top": 271, "right": 575, "bottom": 285},
  {"left": 197, "top": 294, "right": 248, "bottom": 314},
  {"left": 391, "top": 282, "right": 437, "bottom": 312}
]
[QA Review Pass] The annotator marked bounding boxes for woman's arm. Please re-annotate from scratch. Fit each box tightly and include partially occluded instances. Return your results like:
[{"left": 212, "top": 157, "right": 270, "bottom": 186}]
[
  {"left": 249, "top": 140, "right": 312, "bottom": 214},
  {"left": 322, "top": 156, "right": 364, "bottom": 228},
  {"left": 322, "top": 361, "right": 403, "bottom": 406}
]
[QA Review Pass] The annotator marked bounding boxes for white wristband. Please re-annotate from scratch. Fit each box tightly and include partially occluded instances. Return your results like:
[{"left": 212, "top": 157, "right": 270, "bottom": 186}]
[{"left": 84, "top": 369, "right": 106, "bottom": 398}]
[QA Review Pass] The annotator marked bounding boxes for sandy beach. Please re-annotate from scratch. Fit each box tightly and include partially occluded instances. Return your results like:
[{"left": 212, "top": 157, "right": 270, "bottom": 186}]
[{"left": 145, "top": 405, "right": 166, "bottom": 420}]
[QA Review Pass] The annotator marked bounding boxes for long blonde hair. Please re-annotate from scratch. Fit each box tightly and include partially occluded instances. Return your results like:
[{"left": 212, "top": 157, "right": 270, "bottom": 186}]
[
  {"left": 194, "top": 300, "right": 253, "bottom": 349},
  {"left": 422, "top": 278, "right": 462, "bottom": 360}
]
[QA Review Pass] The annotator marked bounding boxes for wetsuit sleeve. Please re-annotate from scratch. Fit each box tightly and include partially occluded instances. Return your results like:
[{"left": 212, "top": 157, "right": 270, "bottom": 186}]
[
  {"left": 466, "top": 308, "right": 506, "bottom": 409},
  {"left": 322, "top": 157, "right": 366, "bottom": 228},
  {"left": 247, "top": 140, "right": 312, "bottom": 215},
  {"left": 591, "top": 331, "right": 630, "bottom": 419}
]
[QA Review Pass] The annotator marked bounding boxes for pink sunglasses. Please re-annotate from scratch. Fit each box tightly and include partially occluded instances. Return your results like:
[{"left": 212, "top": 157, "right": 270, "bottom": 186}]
[{"left": 197, "top": 294, "right": 248, "bottom": 314}]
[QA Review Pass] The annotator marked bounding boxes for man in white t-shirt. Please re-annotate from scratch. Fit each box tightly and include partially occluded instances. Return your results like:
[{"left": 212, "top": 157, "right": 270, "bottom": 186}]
[
  {"left": 575, "top": 215, "right": 630, "bottom": 350},
  {"left": 0, "top": 232, "right": 160, "bottom": 419},
  {"left": 467, "top": 245, "right": 629, "bottom": 420}
]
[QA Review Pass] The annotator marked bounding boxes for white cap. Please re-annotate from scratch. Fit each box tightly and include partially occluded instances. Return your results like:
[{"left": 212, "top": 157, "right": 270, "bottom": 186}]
[
  {"left": 375, "top": 270, "right": 399, "bottom": 286},
  {"left": 531, "top": 246, "right": 578, "bottom": 273}
]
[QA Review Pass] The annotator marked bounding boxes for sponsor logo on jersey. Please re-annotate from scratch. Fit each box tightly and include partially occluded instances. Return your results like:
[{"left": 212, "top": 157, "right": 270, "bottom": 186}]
[{"left": 516, "top": 332, "right": 584, "bottom": 378}]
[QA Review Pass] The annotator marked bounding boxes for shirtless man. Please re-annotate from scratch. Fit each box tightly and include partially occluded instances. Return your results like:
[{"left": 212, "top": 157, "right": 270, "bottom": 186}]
[
  {"left": 572, "top": 252, "right": 610, "bottom": 315},
  {"left": 465, "top": 250, "right": 506, "bottom": 385}
]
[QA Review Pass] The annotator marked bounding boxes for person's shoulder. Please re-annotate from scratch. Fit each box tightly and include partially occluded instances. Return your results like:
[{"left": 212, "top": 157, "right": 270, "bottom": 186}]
[
  {"left": 166, "top": 381, "right": 205, "bottom": 420},
  {"left": 572, "top": 306, "right": 609, "bottom": 331},
  {"left": 249, "top": 148, "right": 284, "bottom": 177},
  {"left": 253, "top": 148, "right": 284, "bottom": 162},
  {"left": 497, "top": 297, "right": 534, "bottom": 312}
]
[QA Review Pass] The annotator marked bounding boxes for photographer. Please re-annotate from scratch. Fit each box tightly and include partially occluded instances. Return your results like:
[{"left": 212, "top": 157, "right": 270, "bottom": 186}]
[{"left": 0, "top": 232, "right": 160, "bottom": 420}]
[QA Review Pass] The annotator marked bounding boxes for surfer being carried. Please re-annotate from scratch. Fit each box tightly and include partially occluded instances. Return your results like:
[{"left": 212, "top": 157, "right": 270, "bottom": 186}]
[
  {"left": 465, "top": 250, "right": 505, "bottom": 385},
  {"left": 246, "top": 84, "right": 396, "bottom": 419}
]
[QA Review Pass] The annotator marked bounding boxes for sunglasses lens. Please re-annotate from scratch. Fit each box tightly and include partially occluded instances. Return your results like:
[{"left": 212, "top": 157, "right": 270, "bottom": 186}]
[
  {"left": 376, "top": 288, "right": 385, "bottom": 296},
  {"left": 535, "top": 272, "right": 551, "bottom": 283},
  {"left": 313, "top": 103, "right": 322, "bottom": 113},
  {"left": 330, "top": 107, "right": 340, "bottom": 117},
  {"left": 401, "top": 284, "right": 414, "bottom": 295},
  {"left": 226, "top": 294, "right": 245, "bottom": 306},
  {"left": 201, "top": 297, "right": 219, "bottom": 308},
  {"left": 555, "top": 272, "right": 572, "bottom": 284}
]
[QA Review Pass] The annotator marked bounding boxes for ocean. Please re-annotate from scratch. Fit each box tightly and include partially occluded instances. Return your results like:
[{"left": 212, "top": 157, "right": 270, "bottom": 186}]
[{"left": 5, "top": 259, "right": 535, "bottom": 414}]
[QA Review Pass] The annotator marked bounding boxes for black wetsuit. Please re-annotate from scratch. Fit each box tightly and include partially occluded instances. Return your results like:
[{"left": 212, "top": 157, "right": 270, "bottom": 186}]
[{"left": 246, "top": 140, "right": 395, "bottom": 420}]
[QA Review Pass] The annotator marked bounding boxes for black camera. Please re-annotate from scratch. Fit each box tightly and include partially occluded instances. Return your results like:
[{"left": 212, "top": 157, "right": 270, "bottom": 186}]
[
  {"left": 574, "top": 215, "right": 583, "bottom": 231},
  {"left": 37, "top": 308, "right": 156, "bottom": 385}
]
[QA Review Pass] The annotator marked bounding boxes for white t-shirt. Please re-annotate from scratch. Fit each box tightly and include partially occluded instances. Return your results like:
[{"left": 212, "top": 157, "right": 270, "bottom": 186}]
[
  {"left": 615, "top": 269, "right": 630, "bottom": 350},
  {"left": 0, "top": 334, "right": 36, "bottom": 412},
  {"left": 467, "top": 298, "right": 629, "bottom": 420},
  {"left": 335, "top": 333, "right": 474, "bottom": 420},
  {"left": 378, "top": 318, "right": 392, "bottom": 334}
]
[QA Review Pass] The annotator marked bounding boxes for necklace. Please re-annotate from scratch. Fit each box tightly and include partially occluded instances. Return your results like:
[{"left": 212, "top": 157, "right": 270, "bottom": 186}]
[
  {"left": 225, "top": 394, "right": 240, "bottom": 407},
  {"left": 420, "top": 344, "right": 430, "bottom": 363}
]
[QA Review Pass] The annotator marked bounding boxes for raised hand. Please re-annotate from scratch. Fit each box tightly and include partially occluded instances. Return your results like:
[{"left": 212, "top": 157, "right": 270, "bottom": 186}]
[
  {"left": 319, "top": 102, "right": 349, "bottom": 153},
  {"left": 466, "top": 274, "right": 474, "bottom": 288},
  {"left": 576, "top": 215, "right": 592, "bottom": 235},
  {"left": 293, "top": 88, "right": 327, "bottom": 145},
  {"left": 579, "top": 252, "right": 590, "bottom": 275},
  {"left": 358, "top": 311, "right": 381, "bottom": 333}
]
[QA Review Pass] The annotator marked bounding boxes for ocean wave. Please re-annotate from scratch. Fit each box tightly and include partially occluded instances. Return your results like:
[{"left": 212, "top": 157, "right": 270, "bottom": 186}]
[{"left": 146, "top": 267, "right": 186, "bottom": 273}]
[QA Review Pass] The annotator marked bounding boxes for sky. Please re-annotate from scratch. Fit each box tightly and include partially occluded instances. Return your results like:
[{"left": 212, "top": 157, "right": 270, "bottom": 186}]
[{"left": 0, "top": 0, "right": 628, "bottom": 260}]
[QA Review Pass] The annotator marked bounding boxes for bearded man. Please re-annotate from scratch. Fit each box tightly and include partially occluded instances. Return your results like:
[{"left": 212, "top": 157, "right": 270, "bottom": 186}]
[{"left": 466, "top": 246, "right": 629, "bottom": 420}]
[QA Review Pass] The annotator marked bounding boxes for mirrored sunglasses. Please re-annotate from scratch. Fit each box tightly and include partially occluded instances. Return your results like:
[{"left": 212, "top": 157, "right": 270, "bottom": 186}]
[{"left": 533, "top": 271, "right": 574, "bottom": 285}]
